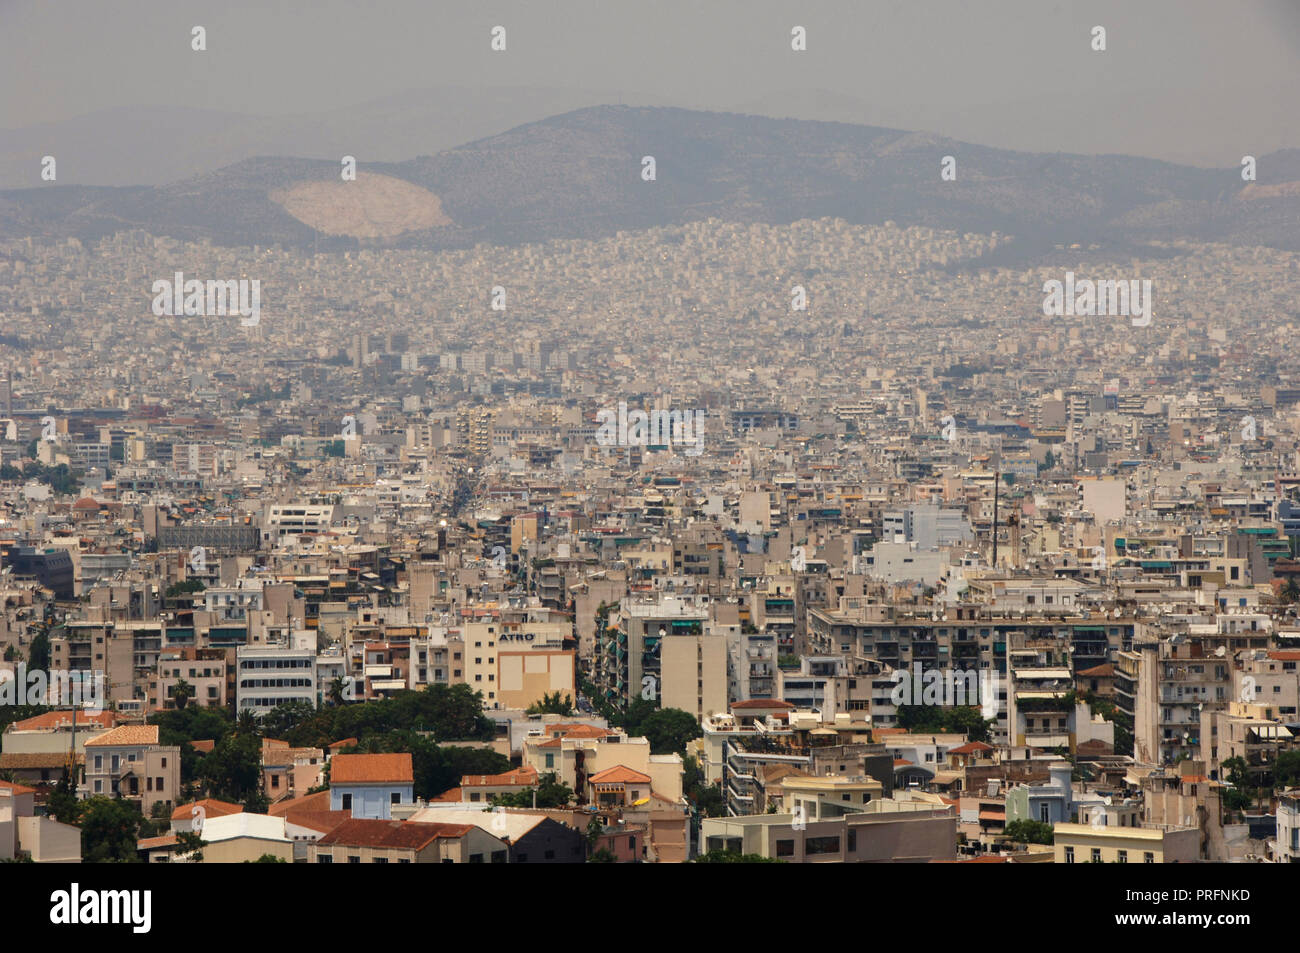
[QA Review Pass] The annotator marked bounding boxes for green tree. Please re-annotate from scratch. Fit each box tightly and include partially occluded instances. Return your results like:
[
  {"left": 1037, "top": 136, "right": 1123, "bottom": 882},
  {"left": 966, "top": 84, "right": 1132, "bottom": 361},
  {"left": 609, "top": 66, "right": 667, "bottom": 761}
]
[
  {"left": 1275, "top": 749, "right": 1300, "bottom": 788},
  {"left": 170, "top": 678, "right": 194, "bottom": 711},
  {"left": 590, "top": 848, "right": 617, "bottom": 863},
  {"left": 197, "top": 732, "right": 263, "bottom": 803},
  {"left": 691, "top": 850, "right": 783, "bottom": 863},
  {"left": 46, "top": 771, "right": 82, "bottom": 824},
  {"left": 247, "top": 853, "right": 287, "bottom": 863},
  {"left": 634, "top": 708, "right": 702, "bottom": 756},
  {"left": 491, "top": 772, "right": 573, "bottom": 809},
  {"left": 27, "top": 631, "right": 51, "bottom": 673},
  {"left": 176, "top": 830, "right": 206, "bottom": 862},
  {"left": 1004, "top": 819, "right": 1054, "bottom": 844},
  {"left": 526, "top": 691, "right": 574, "bottom": 716},
  {"left": 80, "top": 797, "right": 148, "bottom": 863}
]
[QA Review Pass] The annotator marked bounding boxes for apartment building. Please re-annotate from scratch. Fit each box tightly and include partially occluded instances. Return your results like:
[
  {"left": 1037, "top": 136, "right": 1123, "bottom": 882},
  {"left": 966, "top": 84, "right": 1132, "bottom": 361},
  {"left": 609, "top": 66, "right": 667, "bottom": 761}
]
[{"left": 80, "top": 725, "right": 180, "bottom": 817}]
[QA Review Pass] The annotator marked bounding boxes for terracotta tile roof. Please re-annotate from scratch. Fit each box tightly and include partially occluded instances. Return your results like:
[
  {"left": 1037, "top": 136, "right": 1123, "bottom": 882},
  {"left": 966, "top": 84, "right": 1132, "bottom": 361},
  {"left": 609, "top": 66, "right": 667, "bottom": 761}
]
[
  {"left": 588, "top": 765, "right": 651, "bottom": 784},
  {"left": 949, "top": 741, "right": 994, "bottom": 755},
  {"left": 315, "top": 819, "right": 474, "bottom": 850},
  {"left": 731, "top": 699, "right": 795, "bottom": 710},
  {"left": 330, "top": 752, "right": 413, "bottom": 785},
  {"left": 137, "top": 834, "right": 179, "bottom": 850},
  {"left": 84, "top": 725, "right": 160, "bottom": 747},
  {"left": 1076, "top": 663, "right": 1115, "bottom": 677},
  {"left": 547, "top": 724, "right": 613, "bottom": 739},
  {"left": 462, "top": 766, "right": 538, "bottom": 788},
  {"left": 431, "top": 787, "right": 464, "bottom": 802},
  {"left": 171, "top": 798, "right": 243, "bottom": 821},
  {"left": 328, "top": 738, "right": 359, "bottom": 752},
  {"left": 0, "top": 779, "right": 37, "bottom": 795},
  {"left": 8, "top": 709, "right": 117, "bottom": 732},
  {"left": 285, "top": 810, "right": 352, "bottom": 835},
  {"left": 190, "top": 739, "right": 216, "bottom": 754},
  {"left": 268, "top": 789, "right": 331, "bottom": 817},
  {"left": 0, "top": 752, "right": 82, "bottom": 770}
]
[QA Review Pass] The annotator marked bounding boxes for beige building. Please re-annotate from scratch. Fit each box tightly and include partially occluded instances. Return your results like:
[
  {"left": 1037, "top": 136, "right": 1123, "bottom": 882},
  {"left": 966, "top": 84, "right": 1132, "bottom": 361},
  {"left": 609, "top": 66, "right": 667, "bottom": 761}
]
[
  {"left": 309, "top": 818, "right": 507, "bottom": 863},
  {"left": 661, "top": 630, "right": 727, "bottom": 722},
  {"left": 701, "top": 798, "right": 957, "bottom": 862},
  {"left": 81, "top": 725, "right": 180, "bottom": 816},
  {"left": 522, "top": 724, "right": 684, "bottom": 804},
  {"left": 1052, "top": 822, "right": 1199, "bottom": 864},
  {"left": 1, "top": 779, "right": 81, "bottom": 862}
]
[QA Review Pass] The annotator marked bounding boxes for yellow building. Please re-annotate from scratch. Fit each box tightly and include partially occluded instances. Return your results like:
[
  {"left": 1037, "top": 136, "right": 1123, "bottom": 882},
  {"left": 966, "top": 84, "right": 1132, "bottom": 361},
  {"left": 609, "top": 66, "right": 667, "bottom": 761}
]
[{"left": 1052, "top": 822, "right": 1199, "bottom": 864}]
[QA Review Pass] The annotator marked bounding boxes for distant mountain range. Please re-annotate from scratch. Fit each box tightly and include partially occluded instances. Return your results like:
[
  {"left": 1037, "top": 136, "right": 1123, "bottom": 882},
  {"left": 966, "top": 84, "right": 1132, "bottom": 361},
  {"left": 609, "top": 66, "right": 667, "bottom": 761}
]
[{"left": 2, "top": 106, "right": 1297, "bottom": 259}]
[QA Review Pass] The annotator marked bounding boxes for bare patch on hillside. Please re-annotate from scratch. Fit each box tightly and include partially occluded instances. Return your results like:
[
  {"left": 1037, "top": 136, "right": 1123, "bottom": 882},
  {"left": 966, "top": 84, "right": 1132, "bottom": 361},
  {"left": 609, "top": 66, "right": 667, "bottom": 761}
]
[{"left": 270, "top": 172, "right": 452, "bottom": 238}]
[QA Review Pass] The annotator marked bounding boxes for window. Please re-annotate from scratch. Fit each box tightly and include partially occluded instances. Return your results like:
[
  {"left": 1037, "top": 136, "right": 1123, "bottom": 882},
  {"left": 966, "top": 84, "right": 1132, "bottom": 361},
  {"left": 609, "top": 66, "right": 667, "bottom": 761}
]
[
  {"left": 1091, "top": 849, "right": 1101, "bottom": 863},
  {"left": 491, "top": 850, "right": 507, "bottom": 864},
  {"left": 804, "top": 836, "right": 840, "bottom": 856},
  {"left": 469, "top": 854, "right": 484, "bottom": 863},
  {"left": 348, "top": 856, "right": 360, "bottom": 864},
  {"left": 1064, "top": 846, "right": 1074, "bottom": 863},
  {"left": 318, "top": 855, "right": 333, "bottom": 863},
  {"left": 342, "top": 793, "right": 352, "bottom": 810},
  {"left": 776, "top": 839, "right": 795, "bottom": 857},
  {"left": 1117, "top": 850, "right": 1127, "bottom": 863},
  {"left": 391, "top": 792, "right": 401, "bottom": 804},
  {"left": 374, "top": 858, "right": 388, "bottom": 864},
  {"left": 1144, "top": 852, "right": 1154, "bottom": 863},
  {"left": 544, "top": 850, "right": 555, "bottom": 860}
]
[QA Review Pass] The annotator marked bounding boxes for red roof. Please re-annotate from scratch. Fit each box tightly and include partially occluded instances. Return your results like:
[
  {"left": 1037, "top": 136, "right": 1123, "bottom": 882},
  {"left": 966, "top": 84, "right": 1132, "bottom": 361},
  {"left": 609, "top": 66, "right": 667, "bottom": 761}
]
[
  {"left": 10, "top": 709, "right": 118, "bottom": 731},
  {"left": 331, "top": 753, "right": 414, "bottom": 785},
  {"left": 462, "top": 766, "right": 538, "bottom": 788},
  {"left": 588, "top": 765, "right": 652, "bottom": 784},
  {"left": 171, "top": 798, "right": 243, "bottom": 822},
  {"left": 0, "top": 779, "right": 37, "bottom": 796},
  {"left": 949, "top": 741, "right": 994, "bottom": 755},
  {"left": 731, "top": 700, "right": 795, "bottom": 710},
  {"left": 315, "top": 819, "right": 474, "bottom": 850}
]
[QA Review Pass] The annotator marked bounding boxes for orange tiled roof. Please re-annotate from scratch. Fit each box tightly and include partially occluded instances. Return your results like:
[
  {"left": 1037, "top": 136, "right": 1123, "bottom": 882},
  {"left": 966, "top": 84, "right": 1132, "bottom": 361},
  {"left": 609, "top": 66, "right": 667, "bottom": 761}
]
[
  {"left": 0, "top": 779, "right": 37, "bottom": 795},
  {"left": 84, "top": 725, "right": 160, "bottom": 747},
  {"left": 589, "top": 765, "right": 652, "bottom": 784},
  {"left": 171, "top": 798, "right": 243, "bottom": 821},
  {"left": 268, "top": 789, "right": 331, "bottom": 817},
  {"left": 316, "top": 819, "right": 474, "bottom": 850},
  {"left": 285, "top": 810, "right": 353, "bottom": 834},
  {"left": 330, "top": 752, "right": 413, "bottom": 785},
  {"left": 462, "top": 766, "right": 539, "bottom": 788},
  {"left": 9, "top": 709, "right": 117, "bottom": 732}
]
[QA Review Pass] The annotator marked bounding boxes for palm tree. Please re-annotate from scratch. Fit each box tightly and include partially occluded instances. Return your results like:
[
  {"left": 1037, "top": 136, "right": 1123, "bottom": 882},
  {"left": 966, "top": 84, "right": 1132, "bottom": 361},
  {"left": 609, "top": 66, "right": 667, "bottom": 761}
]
[{"left": 171, "top": 678, "right": 194, "bottom": 710}]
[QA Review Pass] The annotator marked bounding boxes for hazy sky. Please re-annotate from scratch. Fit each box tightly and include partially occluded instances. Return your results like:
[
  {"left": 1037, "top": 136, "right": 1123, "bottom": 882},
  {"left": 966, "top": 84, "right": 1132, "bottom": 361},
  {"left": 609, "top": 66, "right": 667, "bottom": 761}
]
[{"left": 3, "top": 0, "right": 1297, "bottom": 166}]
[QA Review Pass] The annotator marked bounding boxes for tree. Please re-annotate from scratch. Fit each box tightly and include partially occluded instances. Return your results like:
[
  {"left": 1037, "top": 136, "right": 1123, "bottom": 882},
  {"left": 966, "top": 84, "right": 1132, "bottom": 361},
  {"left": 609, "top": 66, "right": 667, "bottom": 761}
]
[
  {"left": 170, "top": 678, "right": 194, "bottom": 711},
  {"left": 691, "top": 850, "right": 784, "bottom": 863},
  {"left": 27, "top": 631, "right": 50, "bottom": 673},
  {"left": 491, "top": 772, "right": 573, "bottom": 809},
  {"left": 175, "top": 830, "right": 206, "bottom": 863},
  {"left": 46, "top": 771, "right": 82, "bottom": 824},
  {"left": 1004, "top": 819, "right": 1054, "bottom": 844},
  {"left": 590, "top": 847, "right": 617, "bottom": 863},
  {"left": 527, "top": 691, "right": 574, "bottom": 716},
  {"left": 634, "top": 708, "right": 702, "bottom": 756},
  {"left": 247, "top": 854, "right": 287, "bottom": 863},
  {"left": 1275, "top": 749, "right": 1300, "bottom": 788},
  {"left": 80, "top": 797, "right": 148, "bottom": 863},
  {"left": 197, "top": 733, "right": 263, "bottom": 803}
]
